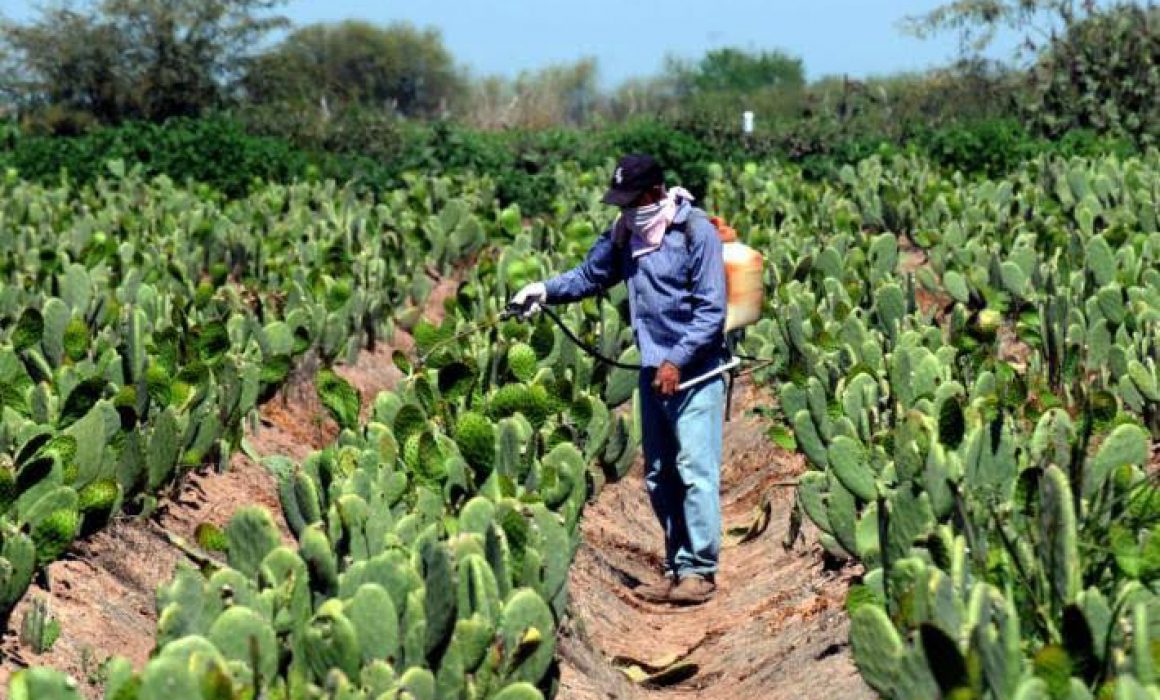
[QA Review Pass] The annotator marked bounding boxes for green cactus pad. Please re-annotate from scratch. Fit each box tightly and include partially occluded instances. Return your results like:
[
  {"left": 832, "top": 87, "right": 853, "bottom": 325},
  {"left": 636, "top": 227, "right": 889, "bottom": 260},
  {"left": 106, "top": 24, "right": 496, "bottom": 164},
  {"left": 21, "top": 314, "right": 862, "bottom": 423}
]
[
  {"left": 455, "top": 412, "right": 496, "bottom": 479},
  {"left": 207, "top": 605, "right": 278, "bottom": 683},
  {"left": 225, "top": 506, "right": 282, "bottom": 578},
  {"left": 491, "top": 682, "right": 545, "bottom": 700},
  {"left": 8, "top": 667, "right": 82, "bottom": 700},
  {"left": 317, "top": 369, "right": 362, "bottom": 432},
  {"left": 828, "top": 436, "right": 876, "bottom": 502},
  {"left": 304, "top": 599, "right": 362, "bottom": 682},
  {"left": 507, "top": 343, "right": 539, "bottom": 383},
  {"left": 344, "top": 583, "right": 400, "bottom": 665},
  {"left": 499, "top": 588, "right": 555, "bottom": 685},
  {"left": 31, "top": 508, "right": 79, "bottom": 566}
]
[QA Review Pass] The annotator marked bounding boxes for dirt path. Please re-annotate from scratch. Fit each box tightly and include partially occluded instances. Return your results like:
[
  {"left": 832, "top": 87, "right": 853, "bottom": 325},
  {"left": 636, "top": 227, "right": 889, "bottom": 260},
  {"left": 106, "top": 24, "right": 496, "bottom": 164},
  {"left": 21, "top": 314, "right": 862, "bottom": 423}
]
[
  {"left": 0, "top": 279, "right": 457, "bottom": 698},
  {"left": 558, "top": 381, "right": 874, "bottom": 700}
]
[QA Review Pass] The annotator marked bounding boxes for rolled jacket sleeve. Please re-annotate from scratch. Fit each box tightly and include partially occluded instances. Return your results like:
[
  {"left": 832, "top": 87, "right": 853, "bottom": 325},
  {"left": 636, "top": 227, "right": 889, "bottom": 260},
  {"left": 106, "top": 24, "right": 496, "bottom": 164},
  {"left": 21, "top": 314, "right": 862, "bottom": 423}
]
[
  {"left": 543, "top": 228, "right": 624, "bottom": 303},
  {"left": 665, "top": 219, "right": 726, "bottom": 369}
]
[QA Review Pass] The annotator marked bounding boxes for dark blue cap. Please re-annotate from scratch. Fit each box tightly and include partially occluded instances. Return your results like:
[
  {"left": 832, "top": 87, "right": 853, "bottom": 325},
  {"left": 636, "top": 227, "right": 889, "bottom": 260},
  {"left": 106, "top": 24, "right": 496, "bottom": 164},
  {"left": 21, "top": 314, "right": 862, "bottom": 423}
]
[{"left": 602, "top": 154, "right": 664, "bottom": 207}]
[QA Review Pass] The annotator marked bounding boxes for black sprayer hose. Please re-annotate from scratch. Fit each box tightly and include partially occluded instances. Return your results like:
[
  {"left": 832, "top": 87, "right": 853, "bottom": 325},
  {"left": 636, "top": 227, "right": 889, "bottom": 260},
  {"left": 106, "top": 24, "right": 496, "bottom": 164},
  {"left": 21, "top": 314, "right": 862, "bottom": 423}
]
[
  {"left": 538, "top": 305, "right": 644, "bottom": 370},
  {"left": 504, "top": 301, "right": 783, "bottom": 422},
  {"left": 528, "top": 304, "right": 775, "bottom": 375}
]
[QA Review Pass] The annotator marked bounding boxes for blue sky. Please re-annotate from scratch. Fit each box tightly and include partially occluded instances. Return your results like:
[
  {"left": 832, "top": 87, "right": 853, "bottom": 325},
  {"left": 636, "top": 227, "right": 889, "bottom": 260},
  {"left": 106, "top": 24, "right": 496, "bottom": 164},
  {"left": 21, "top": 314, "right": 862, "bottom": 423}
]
[{"left": 1, "top": 0, "right": 1035, "bottom": 86}]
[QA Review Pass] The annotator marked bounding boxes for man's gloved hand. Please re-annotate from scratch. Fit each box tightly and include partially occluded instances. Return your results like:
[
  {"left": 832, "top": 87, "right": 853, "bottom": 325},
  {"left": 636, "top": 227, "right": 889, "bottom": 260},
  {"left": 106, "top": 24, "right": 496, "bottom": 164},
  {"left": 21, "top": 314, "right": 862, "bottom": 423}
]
[
  {"left": 510, "top": 281, "right": 547, "bottom": 320},
  {"left": 653, "top": 361, "right": 681, "bottom": 396}
]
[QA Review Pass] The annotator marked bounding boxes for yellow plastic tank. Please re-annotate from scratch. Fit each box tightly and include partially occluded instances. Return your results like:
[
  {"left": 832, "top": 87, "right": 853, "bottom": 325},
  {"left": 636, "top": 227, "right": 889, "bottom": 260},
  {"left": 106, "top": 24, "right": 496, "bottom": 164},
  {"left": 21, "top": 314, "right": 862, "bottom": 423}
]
[
  {"left": 710, "top": 216, "right": 764, "bottom": 332},
  {"left": 723, "top": 241, "right": 764, "bottom": 332}
]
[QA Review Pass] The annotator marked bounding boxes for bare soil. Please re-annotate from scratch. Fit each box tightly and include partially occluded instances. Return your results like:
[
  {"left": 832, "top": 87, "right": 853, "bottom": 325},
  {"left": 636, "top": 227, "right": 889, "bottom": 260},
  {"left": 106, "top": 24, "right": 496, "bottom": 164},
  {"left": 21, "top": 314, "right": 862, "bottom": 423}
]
[{"left": 558, "top": 381, "right": 873, "bottom": 700}]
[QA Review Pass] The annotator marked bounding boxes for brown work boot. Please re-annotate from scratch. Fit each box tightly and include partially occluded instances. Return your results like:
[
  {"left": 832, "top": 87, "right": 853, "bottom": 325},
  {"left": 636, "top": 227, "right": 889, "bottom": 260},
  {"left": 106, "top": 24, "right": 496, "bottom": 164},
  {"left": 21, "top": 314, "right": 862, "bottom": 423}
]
[
  {"left": 632, "top": 576, "right": 676, "bottom": 603},
  {"left": 669, "top": 574, "right": 716, "bottom": 605}
]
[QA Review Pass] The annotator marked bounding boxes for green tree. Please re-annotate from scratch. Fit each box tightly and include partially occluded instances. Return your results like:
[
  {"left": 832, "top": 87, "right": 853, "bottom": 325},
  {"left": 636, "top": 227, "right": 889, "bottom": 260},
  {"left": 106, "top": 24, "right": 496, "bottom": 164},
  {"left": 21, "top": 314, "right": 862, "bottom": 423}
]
[
  {"left": 903, "top": 1, "right": 1156, "bottom": 144},
  {"left": 670, "top": 47, "right": 805, "bottom": 97},
  {"left": 1026, "top": 3, "right": 1158, "bottom": 144},
  {"left": 696, "top": 48, "right": 804, "bottom": 94},
  {"left": 0, "top": 6, "right": 128, "bottom": 125},
  {"left": 900, "top": 0, "right": 1082, "bottom": 55},
  {"left": 243, "top": 21, "right": 463, "bottom": 118},
  {"left": 0, "top": 0, "right": 286, "bottom": 126}
]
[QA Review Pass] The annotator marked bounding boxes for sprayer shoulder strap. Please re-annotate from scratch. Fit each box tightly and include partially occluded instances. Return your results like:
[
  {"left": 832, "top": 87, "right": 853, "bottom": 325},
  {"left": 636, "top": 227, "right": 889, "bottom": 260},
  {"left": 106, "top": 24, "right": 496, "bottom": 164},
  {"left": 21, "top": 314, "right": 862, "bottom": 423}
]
[
  {"left": 668, "top": 209, "right": 712, "bottom": 294},
  {"left": 668, "top": 209, "right": 709, "bottom": 251}
]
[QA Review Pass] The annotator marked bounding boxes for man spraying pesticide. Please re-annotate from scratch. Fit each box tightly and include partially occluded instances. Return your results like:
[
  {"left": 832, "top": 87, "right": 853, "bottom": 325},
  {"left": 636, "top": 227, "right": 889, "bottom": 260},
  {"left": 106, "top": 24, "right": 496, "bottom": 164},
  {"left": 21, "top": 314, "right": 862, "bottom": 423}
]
[{"left": 509, "top": 154, "right": 762, "bottom": 606}]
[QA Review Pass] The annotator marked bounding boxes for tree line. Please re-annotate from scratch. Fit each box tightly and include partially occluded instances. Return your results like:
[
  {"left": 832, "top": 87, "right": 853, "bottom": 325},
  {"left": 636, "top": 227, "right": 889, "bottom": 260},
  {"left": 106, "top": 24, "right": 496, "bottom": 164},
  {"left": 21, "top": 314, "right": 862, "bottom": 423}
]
[{"left": 0, "top": 0, "right": 1154, "bottom": 147}]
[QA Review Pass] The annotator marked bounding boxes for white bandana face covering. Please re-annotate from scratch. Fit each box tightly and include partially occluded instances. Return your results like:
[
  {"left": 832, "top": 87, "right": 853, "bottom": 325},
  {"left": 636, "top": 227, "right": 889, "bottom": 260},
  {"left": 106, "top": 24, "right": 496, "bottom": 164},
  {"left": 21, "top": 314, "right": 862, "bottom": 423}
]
[
  {"left": 628, "top": 201, "right": 667, "bottom": 235},
  {"left": 614, "top": 187, "right": 695, "bottom": 258}
]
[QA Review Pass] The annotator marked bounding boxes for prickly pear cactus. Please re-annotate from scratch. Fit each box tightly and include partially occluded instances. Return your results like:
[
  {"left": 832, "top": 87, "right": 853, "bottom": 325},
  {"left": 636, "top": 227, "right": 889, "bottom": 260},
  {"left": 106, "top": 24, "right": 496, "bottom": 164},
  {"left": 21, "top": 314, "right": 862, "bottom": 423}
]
[{"left": 225, "top": 506, "right": 282, "bottom": 579}]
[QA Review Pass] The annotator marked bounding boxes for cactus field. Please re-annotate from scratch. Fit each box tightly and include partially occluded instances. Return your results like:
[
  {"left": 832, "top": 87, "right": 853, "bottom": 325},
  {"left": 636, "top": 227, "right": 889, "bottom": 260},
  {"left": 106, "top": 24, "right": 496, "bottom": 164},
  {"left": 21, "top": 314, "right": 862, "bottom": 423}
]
[{"left": 0, "top": 150, "right": 1157, "bottom": 699}]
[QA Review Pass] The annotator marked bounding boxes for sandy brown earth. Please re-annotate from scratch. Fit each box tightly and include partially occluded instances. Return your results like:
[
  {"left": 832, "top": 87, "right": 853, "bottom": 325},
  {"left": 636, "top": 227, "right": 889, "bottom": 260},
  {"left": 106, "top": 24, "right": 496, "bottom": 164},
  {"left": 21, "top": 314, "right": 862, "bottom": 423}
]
[{"left": 558, "top": 381, "right": 873, "bottom": 700}]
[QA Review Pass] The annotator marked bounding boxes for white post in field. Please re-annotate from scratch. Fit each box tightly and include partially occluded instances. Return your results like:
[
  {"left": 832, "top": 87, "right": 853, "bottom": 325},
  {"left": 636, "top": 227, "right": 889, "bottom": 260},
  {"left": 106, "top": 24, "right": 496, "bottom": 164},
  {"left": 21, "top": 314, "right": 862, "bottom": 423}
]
[{"left": 742, "top": 110, "right": 755, "bottom": 135}]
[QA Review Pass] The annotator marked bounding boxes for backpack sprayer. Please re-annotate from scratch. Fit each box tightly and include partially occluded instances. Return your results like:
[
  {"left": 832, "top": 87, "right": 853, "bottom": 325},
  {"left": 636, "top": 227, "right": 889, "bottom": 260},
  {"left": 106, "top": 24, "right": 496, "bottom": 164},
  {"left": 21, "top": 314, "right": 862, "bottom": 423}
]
[{"left": 497, "top": 214, "right": 769, "bottom": 419}]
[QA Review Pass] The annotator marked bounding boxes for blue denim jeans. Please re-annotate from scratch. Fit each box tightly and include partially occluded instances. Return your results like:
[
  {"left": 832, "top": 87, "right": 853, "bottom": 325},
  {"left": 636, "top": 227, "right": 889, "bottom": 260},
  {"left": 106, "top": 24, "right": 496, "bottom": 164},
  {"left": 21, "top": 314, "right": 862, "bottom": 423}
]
[{"left": 639, "top": 370, "right": 725, "bottom": 579}]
